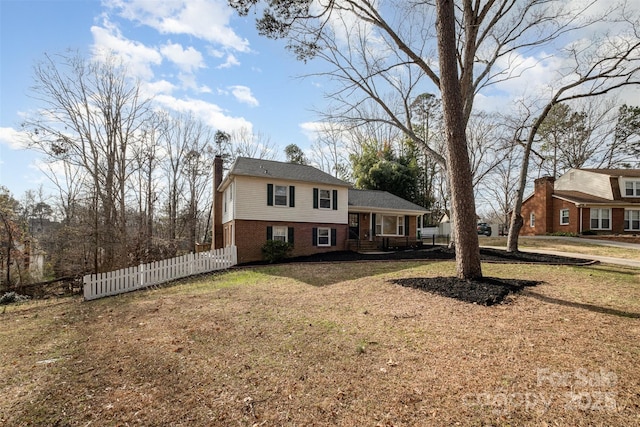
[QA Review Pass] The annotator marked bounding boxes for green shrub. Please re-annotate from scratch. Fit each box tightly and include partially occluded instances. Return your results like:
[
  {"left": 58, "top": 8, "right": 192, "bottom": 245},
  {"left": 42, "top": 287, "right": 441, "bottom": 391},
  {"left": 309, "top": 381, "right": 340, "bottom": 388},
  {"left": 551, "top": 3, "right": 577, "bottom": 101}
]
[
  {"left": 581, "top": 229, "right": 597, "bottom": 236},
  {"left": 261, "top": 240, "right": 293, "bottom": 263}
]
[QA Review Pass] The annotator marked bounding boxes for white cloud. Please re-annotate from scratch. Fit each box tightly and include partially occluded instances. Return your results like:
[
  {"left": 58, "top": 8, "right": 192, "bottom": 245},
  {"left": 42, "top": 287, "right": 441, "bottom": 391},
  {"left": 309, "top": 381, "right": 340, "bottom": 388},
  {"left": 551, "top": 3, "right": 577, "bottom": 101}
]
[
  {"left": 0, "top": 127, "right": 30, "bottom": 150},
  {"left": 91, "top": 19, "right": 162, "bottom": 80},
  {"left": 160, "top": 42, "right": 205, "bottom": 73},
  {"left": 141, "top": 79, "right": 177, "bottom": 97},
  {"left": 217, "top": 54, "right": 240, "bottom": 69},
  {"left": 154, "top": 94, "right": 253, "bottom": 132},
  {"left": 106, "top": 0, "right": 250, "bottom": 52},
  {"left": 228, "top": 85, "right": 259, "bottom": 107}
]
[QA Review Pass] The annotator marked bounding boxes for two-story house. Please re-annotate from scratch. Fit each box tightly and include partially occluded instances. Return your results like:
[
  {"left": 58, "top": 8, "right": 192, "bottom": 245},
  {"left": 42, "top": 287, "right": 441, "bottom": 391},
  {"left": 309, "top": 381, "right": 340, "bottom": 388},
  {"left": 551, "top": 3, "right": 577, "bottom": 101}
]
[
  {"left": 212, "top": 156, "right": 428, "bottom": 264},
  {"left": 520, "top": 168, "right": 640, "bottom": 236}
]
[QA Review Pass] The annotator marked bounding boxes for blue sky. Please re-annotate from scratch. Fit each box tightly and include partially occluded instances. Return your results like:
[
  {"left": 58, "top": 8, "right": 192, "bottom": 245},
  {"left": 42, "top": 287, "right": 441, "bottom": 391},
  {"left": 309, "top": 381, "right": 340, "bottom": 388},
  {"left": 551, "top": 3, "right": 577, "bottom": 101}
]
[
  {"left": 0, "top": 0, "right": 328, "bottom": 197},
  {"left": 1, "top": 0, "right": 639, "bottom": 200}
]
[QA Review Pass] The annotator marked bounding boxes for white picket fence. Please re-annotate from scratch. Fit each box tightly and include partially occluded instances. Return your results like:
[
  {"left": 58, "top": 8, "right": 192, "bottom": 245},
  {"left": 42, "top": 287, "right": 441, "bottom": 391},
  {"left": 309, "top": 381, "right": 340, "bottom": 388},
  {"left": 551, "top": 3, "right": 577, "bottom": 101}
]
[{"left": 83, "top": 245, "right": 237, "bottom": 301}]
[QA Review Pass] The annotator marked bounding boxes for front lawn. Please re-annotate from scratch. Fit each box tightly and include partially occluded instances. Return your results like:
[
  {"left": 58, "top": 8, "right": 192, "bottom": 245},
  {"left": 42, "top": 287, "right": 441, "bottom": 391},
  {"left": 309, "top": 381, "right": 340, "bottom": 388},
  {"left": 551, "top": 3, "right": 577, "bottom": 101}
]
[{"left": 1, "top": 260, "right": 638, "bottom": 426}]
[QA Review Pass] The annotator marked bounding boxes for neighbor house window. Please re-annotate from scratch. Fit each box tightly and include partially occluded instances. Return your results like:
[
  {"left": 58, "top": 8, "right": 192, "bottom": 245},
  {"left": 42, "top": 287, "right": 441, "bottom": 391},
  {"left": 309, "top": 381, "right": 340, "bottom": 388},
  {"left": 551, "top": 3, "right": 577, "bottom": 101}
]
[
  {"left": 317, "top": 227, "right": 330, "bottom": 246},
  {"left": 590, "top": 208, "right": 611, "bottom": 230},
  {"left": 529, "top": 213, "right": 535, "bottom": 227},
  {"left": 624, "top": 210, "right": 640, "bottom": 231},
  {"left": 624, "top": 181, "right": 640, "bottom": 197},
  {"left": 560, "top": 209, "right": 569, "bottom": 225}
]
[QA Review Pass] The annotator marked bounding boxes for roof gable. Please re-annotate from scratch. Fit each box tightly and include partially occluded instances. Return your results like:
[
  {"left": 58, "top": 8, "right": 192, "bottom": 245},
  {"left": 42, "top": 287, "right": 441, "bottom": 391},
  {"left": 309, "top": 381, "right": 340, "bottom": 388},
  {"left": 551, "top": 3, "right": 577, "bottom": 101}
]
[{"left": 228, "top": 157, "right": 349, "bottom": 187}]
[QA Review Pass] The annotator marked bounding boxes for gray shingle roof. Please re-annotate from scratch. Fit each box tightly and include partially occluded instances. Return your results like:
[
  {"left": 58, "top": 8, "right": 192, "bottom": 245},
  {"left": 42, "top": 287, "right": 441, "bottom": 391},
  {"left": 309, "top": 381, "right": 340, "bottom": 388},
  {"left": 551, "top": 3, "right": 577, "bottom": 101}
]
[
  {"left": 348, "top": 189, "right": 428, "bottom": 213},
  {"left": 229, "top": 157, "right": 349, "bottom": 186}
]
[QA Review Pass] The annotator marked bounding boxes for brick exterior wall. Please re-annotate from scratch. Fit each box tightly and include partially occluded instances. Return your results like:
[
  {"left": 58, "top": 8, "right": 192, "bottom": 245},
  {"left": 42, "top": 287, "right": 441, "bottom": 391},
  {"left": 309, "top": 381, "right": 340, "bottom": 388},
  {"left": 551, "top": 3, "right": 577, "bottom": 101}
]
[
  {"left": 520, "top": 177, "right": 555, "bottom": 236},
  {"left": 520, "top": 176, "right": 636, "bottom": 236},
  {"left": 229, "top": 219, "right": 349, "bottom": 264}
]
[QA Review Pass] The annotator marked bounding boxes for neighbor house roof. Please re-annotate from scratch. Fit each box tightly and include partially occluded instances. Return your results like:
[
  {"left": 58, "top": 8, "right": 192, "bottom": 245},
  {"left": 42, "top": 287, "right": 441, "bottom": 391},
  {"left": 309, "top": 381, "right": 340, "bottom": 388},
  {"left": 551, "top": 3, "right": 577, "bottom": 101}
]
[
  {"left": 348, "top": 189, "right": 428, "bottom": 213},
  {"left": 553, "top": 190, "right": 635, "bottom": 206},
  {"left": 579, "top": 169, "right": 640, "bottom": 178},
  {"left": 225, "top": 157, "right": 349, "bottom": 187}
]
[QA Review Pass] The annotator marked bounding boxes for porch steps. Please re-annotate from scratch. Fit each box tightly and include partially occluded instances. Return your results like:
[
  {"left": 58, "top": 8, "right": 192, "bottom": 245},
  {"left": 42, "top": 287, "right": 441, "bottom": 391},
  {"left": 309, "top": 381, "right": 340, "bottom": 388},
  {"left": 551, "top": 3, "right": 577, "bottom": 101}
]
[{"left": 348, "top": 239, "right": 380, "bottom": 252}]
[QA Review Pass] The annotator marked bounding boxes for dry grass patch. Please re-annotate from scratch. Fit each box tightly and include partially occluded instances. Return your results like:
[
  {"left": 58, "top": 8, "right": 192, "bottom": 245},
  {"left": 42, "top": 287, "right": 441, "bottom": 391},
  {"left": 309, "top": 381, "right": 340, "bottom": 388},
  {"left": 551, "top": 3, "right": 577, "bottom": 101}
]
[
  {"left": 1, "top": 262, "right": 639, "bottom": 426},
  {"left": 481, "top": 236, "right": 640, "bottom": 260}
]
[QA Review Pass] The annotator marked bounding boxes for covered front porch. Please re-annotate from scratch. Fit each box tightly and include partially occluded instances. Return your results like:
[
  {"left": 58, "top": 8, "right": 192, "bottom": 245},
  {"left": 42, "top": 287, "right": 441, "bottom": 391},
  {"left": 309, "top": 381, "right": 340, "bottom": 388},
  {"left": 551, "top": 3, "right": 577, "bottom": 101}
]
[{"left": 345, "top": 211, "right": 424, "bottom": 252}]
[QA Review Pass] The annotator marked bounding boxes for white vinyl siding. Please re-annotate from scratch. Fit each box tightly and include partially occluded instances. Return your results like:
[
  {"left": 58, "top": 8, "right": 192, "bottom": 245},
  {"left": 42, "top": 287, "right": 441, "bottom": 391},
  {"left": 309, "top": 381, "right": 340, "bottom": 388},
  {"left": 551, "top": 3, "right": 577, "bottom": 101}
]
[
  {"left": 222, "top": 184, "right": 234, "bottom": 224},
  {"left": 555, "top": 169, "right": 614, "bottom": 199},
  {"left": 233, "top": 176, "right": 348, "bottom": 224}
]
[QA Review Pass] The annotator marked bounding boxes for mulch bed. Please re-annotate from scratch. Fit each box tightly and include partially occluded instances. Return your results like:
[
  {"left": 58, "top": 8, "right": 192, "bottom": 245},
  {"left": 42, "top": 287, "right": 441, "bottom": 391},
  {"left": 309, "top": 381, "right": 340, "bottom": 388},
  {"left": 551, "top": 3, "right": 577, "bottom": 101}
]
[{"left": 260, "top": 246, "right": 594, "bottom": 306}]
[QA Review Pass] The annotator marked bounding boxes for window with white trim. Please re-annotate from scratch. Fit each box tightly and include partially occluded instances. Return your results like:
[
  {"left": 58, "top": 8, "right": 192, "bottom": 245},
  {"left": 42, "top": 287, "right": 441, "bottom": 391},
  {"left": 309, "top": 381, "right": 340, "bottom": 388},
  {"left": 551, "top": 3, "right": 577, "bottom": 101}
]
[
  {"left": 319, "top": 190, "right": 331, "bottom": 209},
  {"left": 560, "top": 209, "right": 569, "bottom": 225},
  {"left": 375, "top": 215, "right": 405, "bottom": 236},
  {"left": 272, "top": 226, "right": 288, "bottom": 242},
  {"left": 529, "top": 213, "right": 535, "bottom": 227},
  {"left": 624, "top": 210, "right": 640, "bottom": 231},
  {"left": 317, "top": 227, "right": 330, "bottom": 246},
  {"left": 590, "top": 208, "right": 611, "bottom": 230},
  {"left": 624, "top": 181, "right": 640, "bottom": 197},
  {"left": 274, "top": 185, "right": 288, "bottom": 206}
]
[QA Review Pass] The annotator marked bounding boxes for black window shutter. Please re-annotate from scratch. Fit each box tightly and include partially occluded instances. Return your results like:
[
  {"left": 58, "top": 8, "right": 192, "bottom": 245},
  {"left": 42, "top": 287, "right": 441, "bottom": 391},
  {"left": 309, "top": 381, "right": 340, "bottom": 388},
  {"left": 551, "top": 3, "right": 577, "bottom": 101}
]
[
  {"left": 313, "top": 188, "right": 318, "bottom": 209},
  {"left": 288, "top": 227, "right": 294, "bottom": 244},
  {"left": 332, "top": 190, "right": 338, "bottom": 210},
  {"left": 266, "top": 226, "right": 273, "bottom": 240},
  {"left": 267, "top": 184, "right": 273, "bottom": 206},
  {"left": 372, "top": 214, "right": 376, "bottom": 236},
  {"left": 289, "top": 186, "right": 295, "bottom": 207},
  {"left": 331, "top": 228, "right": 337, "bottom": 246},
  {"left": 404, "top": 216, "right": 410, "bottom": 236},
  {"left": 312, "top": 227, "right": 317, "bottom": 246}
]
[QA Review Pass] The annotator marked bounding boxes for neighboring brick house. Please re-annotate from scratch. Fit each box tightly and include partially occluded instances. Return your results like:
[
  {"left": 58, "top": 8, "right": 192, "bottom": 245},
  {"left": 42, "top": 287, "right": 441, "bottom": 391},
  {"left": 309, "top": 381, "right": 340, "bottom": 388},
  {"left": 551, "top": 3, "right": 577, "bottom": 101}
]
[
  {"left": 520, "top": 169, "right": 640, "bottom": 236},
  {"left": 212, "top": 156, "right": 428, "bottom": 263}
]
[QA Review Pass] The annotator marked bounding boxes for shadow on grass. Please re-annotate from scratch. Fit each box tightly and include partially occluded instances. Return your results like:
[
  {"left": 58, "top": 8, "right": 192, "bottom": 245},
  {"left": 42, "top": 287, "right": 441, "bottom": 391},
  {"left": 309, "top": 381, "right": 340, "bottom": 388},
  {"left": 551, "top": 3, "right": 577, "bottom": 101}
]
[
  {"left": 524, "top": 291, "right": 640, "bottom": 319},
  {"left": 256, "top": 261, "right": 431, "bottom": 287}
]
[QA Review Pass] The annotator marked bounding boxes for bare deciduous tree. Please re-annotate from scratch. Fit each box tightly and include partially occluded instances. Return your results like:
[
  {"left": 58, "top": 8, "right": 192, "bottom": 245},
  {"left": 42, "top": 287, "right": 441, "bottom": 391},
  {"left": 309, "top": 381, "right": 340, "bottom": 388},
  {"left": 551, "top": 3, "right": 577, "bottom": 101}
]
[{"left": 23, "top": 51, "right": 150, "bottom": 271}]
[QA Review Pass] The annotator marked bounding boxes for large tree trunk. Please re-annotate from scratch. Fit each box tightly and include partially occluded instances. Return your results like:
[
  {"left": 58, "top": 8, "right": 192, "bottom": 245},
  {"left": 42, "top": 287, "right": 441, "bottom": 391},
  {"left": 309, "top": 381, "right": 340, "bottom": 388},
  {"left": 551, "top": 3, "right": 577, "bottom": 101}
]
[{"left": 436, "top": 0, "right": 482, "bottom": 279}]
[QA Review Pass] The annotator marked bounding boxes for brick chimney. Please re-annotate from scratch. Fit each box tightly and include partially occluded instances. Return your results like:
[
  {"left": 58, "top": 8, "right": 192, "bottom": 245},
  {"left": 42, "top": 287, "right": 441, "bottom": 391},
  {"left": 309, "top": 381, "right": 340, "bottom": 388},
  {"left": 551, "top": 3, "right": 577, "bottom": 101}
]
[
  {"left": 534, "top": 176, "right": 555, "bottom": 234},
  {"left": 212, "top": 155, "right": 224, "bottom": 249}
]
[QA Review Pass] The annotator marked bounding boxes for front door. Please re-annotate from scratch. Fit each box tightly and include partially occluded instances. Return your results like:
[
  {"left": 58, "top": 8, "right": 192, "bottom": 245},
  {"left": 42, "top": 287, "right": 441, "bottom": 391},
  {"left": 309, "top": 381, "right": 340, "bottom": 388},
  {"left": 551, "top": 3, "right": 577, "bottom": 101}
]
[{"left": 349, "top": 213, "right": 360, "bottom": 239}]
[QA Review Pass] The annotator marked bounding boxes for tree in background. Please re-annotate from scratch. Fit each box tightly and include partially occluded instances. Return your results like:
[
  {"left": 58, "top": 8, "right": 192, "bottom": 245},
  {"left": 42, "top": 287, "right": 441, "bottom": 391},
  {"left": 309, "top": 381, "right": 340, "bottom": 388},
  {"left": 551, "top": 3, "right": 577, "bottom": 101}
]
[
  {"left": 351, "top": 143, "right": 419, "bottom": 206},
  {"left": 0, "top": 187, "right": 25, "bottom": 289},
  {"left": 537, "top": 104, "right": 591, "bottom": 177},
  {"left": 615, "top": 104, "right": 640, "bottom": 166},
  {"left": 23, "top": 51, "right": 150, "bottom": 272},
  {"left": 284, "top": 144, "right": 308, "bottom": 164}
]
